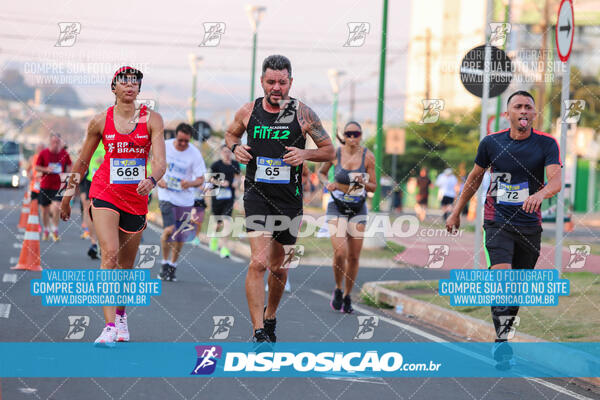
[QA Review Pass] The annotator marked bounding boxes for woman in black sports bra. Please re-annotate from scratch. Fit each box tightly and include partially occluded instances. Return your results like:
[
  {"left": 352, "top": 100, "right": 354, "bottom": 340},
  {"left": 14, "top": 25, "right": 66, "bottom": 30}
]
[{"left": 318, "top": 121, "right": 376, "bottom": 313}]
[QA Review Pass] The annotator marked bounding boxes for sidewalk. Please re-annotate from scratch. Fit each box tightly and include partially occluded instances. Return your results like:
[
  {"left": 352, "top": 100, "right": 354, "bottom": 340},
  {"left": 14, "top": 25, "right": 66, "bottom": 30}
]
[{"left": 391, "top": 228, "right": 600, "bottom": 273}]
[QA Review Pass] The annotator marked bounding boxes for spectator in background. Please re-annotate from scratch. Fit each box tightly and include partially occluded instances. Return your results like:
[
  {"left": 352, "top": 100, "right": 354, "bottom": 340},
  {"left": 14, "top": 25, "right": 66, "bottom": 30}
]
[
  {"left": 35, "top": 133, "right": 72, "bottom": 241},
  {"left": 435, "top": 168, "right": 458, "bottom": 221},
  {"left": 415, "top": 167, "right": 431, "bottom": 221}
]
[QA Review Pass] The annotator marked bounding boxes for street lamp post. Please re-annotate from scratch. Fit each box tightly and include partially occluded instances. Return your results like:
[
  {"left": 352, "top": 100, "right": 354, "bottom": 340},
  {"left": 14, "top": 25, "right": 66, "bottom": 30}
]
[
  {"left": 246, "top": 5, "right": 266, "bottom": 102},
  {"left": 328, "top": 69, "right": 345, "bottom": 181},
  {"left": 372, "top": 0, "right": 389, "bottom": 212},
  {"left": 188, "top": 54, "right": 203, "bottom": 125}
]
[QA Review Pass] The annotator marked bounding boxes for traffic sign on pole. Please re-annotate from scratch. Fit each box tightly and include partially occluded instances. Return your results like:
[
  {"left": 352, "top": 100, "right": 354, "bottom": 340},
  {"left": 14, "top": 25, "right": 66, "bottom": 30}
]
[
  {"left": 460, "top": 45, "right": 513, "bottom": 98},
  {"left": 555, "top": 0, "right": 574, "bottom": 62},
  {"left": 385, "top": 128, "right": 405, "bottom": 155}
]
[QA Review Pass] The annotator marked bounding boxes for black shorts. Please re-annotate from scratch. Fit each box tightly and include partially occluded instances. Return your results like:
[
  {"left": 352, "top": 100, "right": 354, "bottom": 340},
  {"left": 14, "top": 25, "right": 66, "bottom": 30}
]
[
  {"left": 31, "top": 191, "right": 38, "bottom": 201},
  {"left": 90, "top": 198, "right": 147, "bottom": 233},
  {"left": 79, "top": 179, "right": 91, "bottom": 199},
  {"left": 440, "top": 195, "right": 454, "bottom": 206},
  {"left": 39, "top": 189, "right": 60, "bottom": 206},
  {"left": 244, "top": 194, "right": 302, "bottom": 245},
  {"left": 483, "top": 221, "right": 542, "bottom": 268},
  {"left": 194, "top": 199, "right": 207, "bottom": 209},
  {"left": 212, "top": 199, "right": 234, "bottom": 217}
]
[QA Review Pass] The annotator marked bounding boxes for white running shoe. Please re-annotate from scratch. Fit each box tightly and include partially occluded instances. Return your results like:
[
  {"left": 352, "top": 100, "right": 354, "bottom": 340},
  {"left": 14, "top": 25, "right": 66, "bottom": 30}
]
[
  {"left": 116, "top": 313, "right": 130, "bottom": 342},
  {"left": 94, "top": 325, "right": 117, "bottom": 347}
]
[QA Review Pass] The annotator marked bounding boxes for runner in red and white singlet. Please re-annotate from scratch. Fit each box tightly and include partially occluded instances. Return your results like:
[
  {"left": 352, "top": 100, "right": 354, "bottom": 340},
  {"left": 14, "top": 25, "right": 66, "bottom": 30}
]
[
  {"left": 60, "top": 66, "right": 166, "bottom": 347},
  {"left": 89, "top": 103, "right": 152, "bottom": 217}
]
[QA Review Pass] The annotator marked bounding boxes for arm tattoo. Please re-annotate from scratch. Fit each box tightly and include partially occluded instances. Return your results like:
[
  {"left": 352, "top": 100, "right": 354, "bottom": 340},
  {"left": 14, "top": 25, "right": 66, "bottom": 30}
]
[{"left": 298, "top": 103, "right": 329, "bottom": 144}]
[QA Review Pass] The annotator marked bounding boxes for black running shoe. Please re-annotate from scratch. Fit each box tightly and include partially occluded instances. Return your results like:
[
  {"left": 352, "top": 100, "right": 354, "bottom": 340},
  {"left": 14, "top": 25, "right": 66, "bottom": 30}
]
[
  {"left": 492, "top": 341, "right": 514, "bottom": 370},
  {"left": 157, "top": 263, "right": 170, "bottom": 281},
  {"left": 342, "top": 295, "right": 354, "bottom": 314},
  {"left": 263, "top": 307, "right": 277, "bottom": 343},
  {"left": 168, "top": 265, "right": 177, "bottom": 282},
  {"left": 253, "top": 328, "right": 271, "bottom": 343},
  {"left": 87, "top": 244, "right": 99, "bottom": 260},
  {"left": 331, "top": 288, "right": 343, "bottom": 311}
]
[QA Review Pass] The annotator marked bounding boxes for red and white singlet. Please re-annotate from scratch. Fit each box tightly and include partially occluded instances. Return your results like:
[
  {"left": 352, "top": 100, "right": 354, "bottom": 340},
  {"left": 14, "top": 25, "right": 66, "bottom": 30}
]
[{"left": 89, "top": 105, "right": 152, "bottom": 215}]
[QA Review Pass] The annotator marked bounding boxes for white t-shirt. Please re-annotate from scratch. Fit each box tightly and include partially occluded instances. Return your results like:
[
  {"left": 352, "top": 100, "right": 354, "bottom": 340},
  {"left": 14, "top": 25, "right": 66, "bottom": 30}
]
[
  {"left": 436, "top": 173, "right": 458, "bottom": 198},
  {"left": 157, "top": 139, "right": 207, "bottom": 207}
]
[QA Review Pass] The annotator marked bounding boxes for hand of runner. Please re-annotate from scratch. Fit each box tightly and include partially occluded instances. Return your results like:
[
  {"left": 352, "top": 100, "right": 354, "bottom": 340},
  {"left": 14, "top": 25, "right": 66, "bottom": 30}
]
[
  {"left": 157, "top": 179, "right": 167, "bottom": 189},
  {"left": 234, "top": 144, "right": 253, "bottom": 164},
  {"left": 445, "top": 212, "right": 460, "bottom": 233},
  {"left": 522, "top": 192, "right": 544, "bottom": 214},
  {"left": 59, "top": 196, "right": 72, "bottom": 221},
  {"left": 136, "top": 178, "right": 154, "bottom": 196},
  {"left": 180, "top": 180, "right": 192, "bottom": 190},
  {"left": 283, "top": 146, "right": 305, "bottom": 166},
  {"left": 326, "top": 182, "right": 337, "bottom": 192}
]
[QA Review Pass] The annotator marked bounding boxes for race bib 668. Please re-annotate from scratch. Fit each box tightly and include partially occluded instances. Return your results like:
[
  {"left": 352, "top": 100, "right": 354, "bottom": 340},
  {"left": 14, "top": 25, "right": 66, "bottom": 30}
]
[{"left": 110, "top": 158, "right": 145, "bottom": 184}]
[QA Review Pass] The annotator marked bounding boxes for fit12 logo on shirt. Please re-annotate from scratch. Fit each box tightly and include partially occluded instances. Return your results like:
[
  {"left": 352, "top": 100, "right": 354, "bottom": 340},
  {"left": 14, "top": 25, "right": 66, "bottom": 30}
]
[{"left": 252, "top": 126, "right": 291, "bottom": 140}]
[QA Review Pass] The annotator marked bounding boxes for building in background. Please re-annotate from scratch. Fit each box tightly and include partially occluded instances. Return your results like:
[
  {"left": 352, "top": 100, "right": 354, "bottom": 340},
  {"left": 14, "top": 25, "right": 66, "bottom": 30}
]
[{"left": 404, "top": 0, "right": 486, "bottom": 122}]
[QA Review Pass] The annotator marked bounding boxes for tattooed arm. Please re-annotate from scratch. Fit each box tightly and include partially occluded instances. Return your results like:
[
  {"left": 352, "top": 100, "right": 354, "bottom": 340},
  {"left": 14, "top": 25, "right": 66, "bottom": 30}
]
[{"left": 283, "top": 102, "right": 335, "bottom": 166}]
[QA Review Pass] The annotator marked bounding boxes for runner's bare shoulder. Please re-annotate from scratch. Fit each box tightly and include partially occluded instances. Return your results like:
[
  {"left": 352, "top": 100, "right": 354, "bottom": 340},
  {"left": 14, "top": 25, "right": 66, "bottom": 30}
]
[{"left": 87, "top": 111, "right": 106, "bottom": 138}]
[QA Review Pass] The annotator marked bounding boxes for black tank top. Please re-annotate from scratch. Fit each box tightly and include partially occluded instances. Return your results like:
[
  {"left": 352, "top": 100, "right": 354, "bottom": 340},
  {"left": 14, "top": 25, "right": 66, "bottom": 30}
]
[
  {"left": 334, "top": 147, "right": 367, "bottom": 185},
  {"left": 245, "top": 97, "right": 305, "bottom": 207},
  {"left": 331, "top": 147, "right": 367, "bottom": 203}
]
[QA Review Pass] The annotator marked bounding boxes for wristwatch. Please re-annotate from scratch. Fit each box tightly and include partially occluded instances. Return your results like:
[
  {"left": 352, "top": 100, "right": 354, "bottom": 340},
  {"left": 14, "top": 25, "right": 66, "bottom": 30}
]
[
  {"left": 149, "top": 176, "right": 157, "bottom": 187},
  {"left": 231, "top": 143, "right": 239, "bottom": 154}
]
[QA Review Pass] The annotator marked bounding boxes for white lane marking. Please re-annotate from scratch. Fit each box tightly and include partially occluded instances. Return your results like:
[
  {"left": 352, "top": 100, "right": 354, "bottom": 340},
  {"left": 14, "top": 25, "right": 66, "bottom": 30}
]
[
  {"left": 2, "top": 273, "right": 17, "bottom": 283},
  {"left": 18, "top": 387, "right": 38, "bottom": 394},
  {"left": 528, "top": 378, "right": 596, "bottom": 400},
  {"left": 13, "top": 242, "right": 22, "bottom": 248},
  {"left": 16, "top": 233, "right": 24, "bottom": 240},
  {"left": 324, "top": 377, "right": 387, "bottom": 385},
  {"left": 145, "top": 221, "right": 244, "bottom": 263},
  {"left": 310, "top": 289, "right": 594, "bottom": 400},
  {"left": 10, "top": 257, "right": 18, "bottom": 264},
  {"left": 0, "top": 303, "right": 11, "bottom": 318}
]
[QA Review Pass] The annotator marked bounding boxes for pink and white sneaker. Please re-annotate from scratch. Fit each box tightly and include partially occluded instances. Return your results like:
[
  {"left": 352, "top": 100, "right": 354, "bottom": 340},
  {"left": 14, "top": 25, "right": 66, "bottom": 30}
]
[
  {"left": 116, "top": 313, "right": 130, "bottom": 342},
  {"left": 94, "top": 325, "right": 117, "bottom": 347}
]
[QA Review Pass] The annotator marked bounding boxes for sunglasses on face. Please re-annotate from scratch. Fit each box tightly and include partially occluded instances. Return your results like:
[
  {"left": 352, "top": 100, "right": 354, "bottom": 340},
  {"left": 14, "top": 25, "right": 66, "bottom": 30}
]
[
  {"left": 116, "top": 75, "right": 140, "bottom": 85},
  {"left": 344, "top": 130, "right": 362, "bottom": 138}
]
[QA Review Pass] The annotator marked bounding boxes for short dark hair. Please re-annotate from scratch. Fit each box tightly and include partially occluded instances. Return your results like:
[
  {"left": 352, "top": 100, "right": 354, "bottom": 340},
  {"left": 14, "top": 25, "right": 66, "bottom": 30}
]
[
  {"left": 262, "top": 55, "right": 292, "bottom": 77},
  {"left": 175, "top": 123, "right": 193, "bottom": 136},
  {"left": 507, "top": 90, "right": 535, "bottom": 107}
]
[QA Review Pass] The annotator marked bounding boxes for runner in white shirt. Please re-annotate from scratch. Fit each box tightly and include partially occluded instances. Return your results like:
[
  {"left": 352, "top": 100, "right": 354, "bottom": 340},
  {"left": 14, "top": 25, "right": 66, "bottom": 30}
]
[
  {"left": 435, "top": 168, "right": 458, "bottom": 221},
  {"left": 156, "top": 123, "right": 206, "bottom": 281}
]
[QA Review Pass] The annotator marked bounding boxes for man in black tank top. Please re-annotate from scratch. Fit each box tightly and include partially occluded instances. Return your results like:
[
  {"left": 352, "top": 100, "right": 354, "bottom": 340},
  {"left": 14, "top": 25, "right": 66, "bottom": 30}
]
[{"left": 225, "top": 55, "right": 335, "bottom": 343}]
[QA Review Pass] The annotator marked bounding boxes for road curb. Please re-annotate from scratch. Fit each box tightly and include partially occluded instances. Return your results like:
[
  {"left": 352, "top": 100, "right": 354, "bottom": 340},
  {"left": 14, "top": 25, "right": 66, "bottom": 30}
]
[
  {"left": 361, "top": 280, "right": 540, "bottom": 342},
  {"left": 361, "top": 281, "right": 600, "bottom": 386}
]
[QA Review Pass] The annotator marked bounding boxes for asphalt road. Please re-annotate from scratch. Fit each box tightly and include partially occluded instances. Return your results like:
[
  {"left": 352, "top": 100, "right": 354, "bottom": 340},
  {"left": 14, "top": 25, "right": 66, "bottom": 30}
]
[{"left": 0, "top": 187, "right": 598, "bottom": 400}]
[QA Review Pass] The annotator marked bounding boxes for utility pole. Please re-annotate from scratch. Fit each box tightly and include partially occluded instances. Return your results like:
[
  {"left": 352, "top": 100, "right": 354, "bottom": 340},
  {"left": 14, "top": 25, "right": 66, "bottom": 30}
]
[
  {"left": 425, "top": 28, "right": 431, "bottom": 100},
  {"left": 188, "top": 54, "right": 202, "bottom": 124},
  {"left": 536, "top": 0, "right": 550, "bottom": 131},
  {"left": 349, "top": 80, "right": 356, "bottom": 120},
  {"left": 494, "top": 0, "right": 511, "bottom": 132}
]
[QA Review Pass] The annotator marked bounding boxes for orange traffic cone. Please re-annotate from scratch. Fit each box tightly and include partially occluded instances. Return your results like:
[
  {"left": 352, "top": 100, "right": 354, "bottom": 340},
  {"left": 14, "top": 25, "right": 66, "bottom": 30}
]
[
  {"left": 17, "top": 191, "right": 30, "bottom": 230},
  {"left": 12, "top": 198, "right": 42, "bottom": 272}
]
